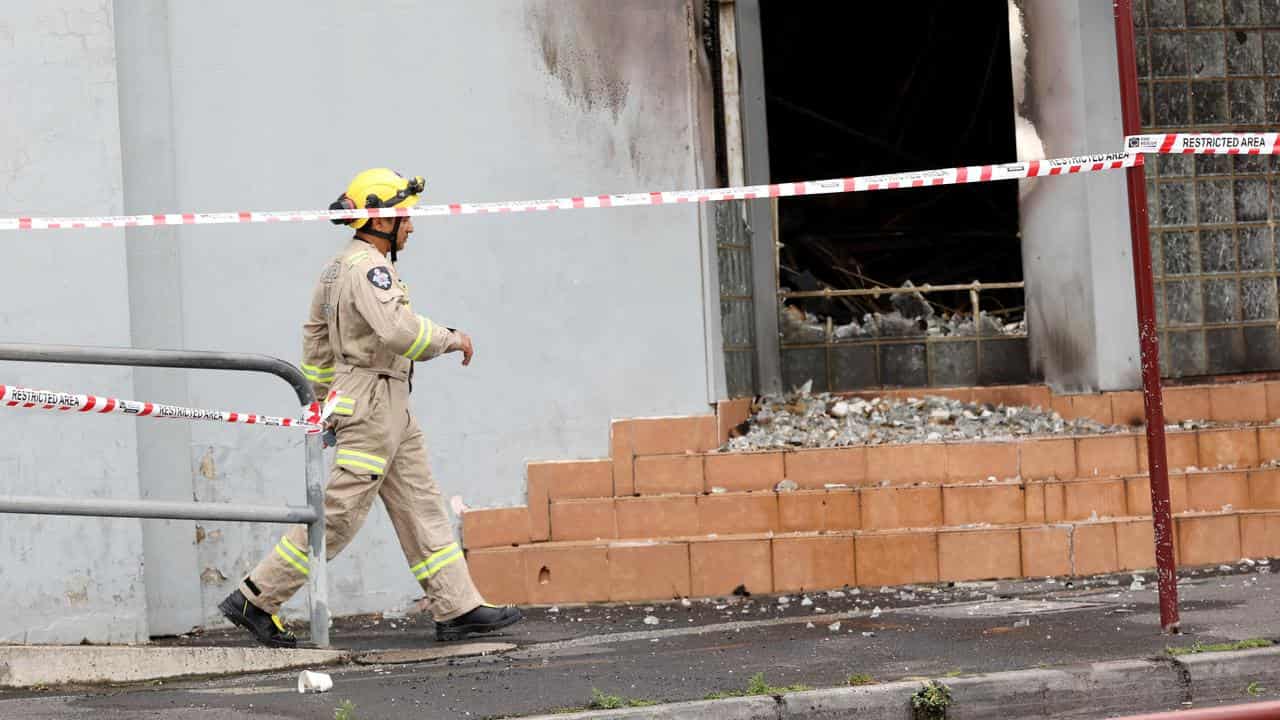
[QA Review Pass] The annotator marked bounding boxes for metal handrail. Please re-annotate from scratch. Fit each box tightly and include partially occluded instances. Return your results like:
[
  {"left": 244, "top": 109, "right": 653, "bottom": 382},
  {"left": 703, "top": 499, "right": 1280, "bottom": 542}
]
[
  {"left": 0, "top": 343, "right": 329, "bottom": 648},
  {"left": 0, "top": 495, "right": 317, "bottom": 523},
  {"left": 0, "top": 344, "right": 312, "bottom": 401},
  {"left": 779, "top": 280, "right": 1026, "bottom": 299}
]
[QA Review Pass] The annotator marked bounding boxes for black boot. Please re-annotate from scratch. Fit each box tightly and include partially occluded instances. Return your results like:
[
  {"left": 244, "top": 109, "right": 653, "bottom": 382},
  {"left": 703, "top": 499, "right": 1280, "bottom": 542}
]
[
  {"left": 218, "top": 589, "right": 298, "bottom": 649},
  {"left": 435, "top": 603, "right": 523, "bottom": 641}
]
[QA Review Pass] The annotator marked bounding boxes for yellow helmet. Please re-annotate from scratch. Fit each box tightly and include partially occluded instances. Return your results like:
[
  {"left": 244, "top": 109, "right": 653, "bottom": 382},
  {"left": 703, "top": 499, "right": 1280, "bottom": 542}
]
[{"left": 329, "top": 168, "right": 424, "bottom": 230}]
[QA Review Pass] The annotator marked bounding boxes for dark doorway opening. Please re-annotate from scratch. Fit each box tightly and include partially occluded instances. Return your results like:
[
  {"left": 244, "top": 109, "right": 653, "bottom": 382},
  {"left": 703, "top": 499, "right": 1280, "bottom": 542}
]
[{"left": 759, "top": 0, "right": 1028, "bottom": 389}]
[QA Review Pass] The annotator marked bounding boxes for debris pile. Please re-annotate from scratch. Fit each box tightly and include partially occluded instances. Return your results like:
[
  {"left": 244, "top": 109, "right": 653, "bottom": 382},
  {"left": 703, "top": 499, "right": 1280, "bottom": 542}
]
[
  {"left": 781, "top": 282, "right": 1025, "bottom": 344},
  {"left": 724, "top": 385, "right": 1119, "bottom": 451},
  {"left": 783, "top": 307, "right": 1025, "bottom": 343}
]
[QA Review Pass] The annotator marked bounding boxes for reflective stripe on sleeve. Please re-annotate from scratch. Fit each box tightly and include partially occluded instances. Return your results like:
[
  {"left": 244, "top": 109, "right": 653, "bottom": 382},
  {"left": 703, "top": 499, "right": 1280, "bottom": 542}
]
[
  {"left": 302, "top": 364, "right": 335, "bottom": 383},
  {"left": 403, "top": 315, "right": 434, "bottom": 361}
]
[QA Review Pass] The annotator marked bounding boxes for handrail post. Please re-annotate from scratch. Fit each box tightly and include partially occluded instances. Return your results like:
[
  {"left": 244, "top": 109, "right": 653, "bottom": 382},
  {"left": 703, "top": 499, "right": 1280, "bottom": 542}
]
[{"left": 305, "top": 432, "right": 329, "bottom": 648}]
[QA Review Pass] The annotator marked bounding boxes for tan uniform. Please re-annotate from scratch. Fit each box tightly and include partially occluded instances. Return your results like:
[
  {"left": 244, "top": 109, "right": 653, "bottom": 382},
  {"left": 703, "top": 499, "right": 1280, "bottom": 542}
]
[{"left": 239, "top": 238, "right": 484, "bottom": 621}]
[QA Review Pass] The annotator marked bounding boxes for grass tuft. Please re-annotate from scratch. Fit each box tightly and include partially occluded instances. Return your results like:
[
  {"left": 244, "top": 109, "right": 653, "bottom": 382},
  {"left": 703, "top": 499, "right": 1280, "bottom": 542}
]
[{"left": 1166, "top": 638, "right": 1273, "bottom": 656}]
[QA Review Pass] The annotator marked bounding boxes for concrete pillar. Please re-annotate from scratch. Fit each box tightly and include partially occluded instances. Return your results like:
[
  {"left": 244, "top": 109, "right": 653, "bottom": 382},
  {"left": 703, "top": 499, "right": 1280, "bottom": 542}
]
[
  {"left": 1016, "top": 0, "right": 1141, "bottom": 392},
  {"left": 113, "top": 0, "right": 203, "bottom": 636},
  {"left": 734, "top": 0, "right": 781, "bottom": 395}
]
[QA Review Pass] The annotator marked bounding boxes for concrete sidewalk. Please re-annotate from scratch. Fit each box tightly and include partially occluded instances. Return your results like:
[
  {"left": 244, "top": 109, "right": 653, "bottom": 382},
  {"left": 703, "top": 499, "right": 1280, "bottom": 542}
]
[
  {"left": 0, "top": 646, "right": 344, "bottom": 688},
  {"left": 0, "top": 642, "right": 518, "bottom": 689},
  {"left": 0, "top": 563, "right": 1277, "bottom": 718}
]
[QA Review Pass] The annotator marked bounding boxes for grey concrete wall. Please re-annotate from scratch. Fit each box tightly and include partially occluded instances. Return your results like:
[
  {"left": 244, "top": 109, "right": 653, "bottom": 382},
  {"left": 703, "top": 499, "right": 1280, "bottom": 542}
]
[
  {"left": 32, "top": 0, "right": 711, "bottom": 627},
  {"left": 159, "top": 0, "right": 715, "bottom": 624},
  {"left": 0, "top": 1, "right": 149, "bottom": 643},
  {"left": 0, "top": 0, "right": 718, "bottom": 641},
  {"left": 1017, "top": 0, "right": 1142, "bottom": 393}
]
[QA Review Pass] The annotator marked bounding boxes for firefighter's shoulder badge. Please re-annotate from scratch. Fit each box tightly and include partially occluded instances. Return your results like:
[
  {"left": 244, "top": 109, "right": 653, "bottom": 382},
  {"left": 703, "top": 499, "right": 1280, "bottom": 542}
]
[{"left": 367, "top": 266, "right": 393, "bottom": 290}]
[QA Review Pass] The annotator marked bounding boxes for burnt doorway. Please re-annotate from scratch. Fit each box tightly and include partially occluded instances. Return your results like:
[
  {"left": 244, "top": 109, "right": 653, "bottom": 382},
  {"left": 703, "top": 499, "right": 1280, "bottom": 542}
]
[{"left": 759, "top": 0, "right": 1030, "bottom": 390}]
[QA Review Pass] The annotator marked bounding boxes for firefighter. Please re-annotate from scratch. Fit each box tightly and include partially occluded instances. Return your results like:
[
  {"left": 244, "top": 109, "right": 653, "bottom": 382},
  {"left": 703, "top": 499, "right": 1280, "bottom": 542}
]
[{"left": 219, "top": 168, "right": 522, "bottom": 647}]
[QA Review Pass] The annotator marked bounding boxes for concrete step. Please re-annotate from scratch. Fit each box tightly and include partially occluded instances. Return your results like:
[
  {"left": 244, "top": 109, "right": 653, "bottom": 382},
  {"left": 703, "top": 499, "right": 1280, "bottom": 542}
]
[{"left": 0, "top": 645, "right": 346, "bottom": 689}]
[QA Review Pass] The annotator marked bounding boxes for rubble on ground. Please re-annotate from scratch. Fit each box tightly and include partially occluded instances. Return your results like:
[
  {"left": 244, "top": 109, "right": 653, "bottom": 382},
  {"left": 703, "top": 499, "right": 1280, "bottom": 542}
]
[{"left": 723, "top": 383, "right": 1119, "bottom": 451}]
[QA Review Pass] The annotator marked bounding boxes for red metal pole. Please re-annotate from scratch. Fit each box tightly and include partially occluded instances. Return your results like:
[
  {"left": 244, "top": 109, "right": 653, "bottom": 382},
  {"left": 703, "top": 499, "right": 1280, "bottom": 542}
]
[
  {"left": 1113, "top": 0, "right": 1180, "bottom": 633},
  {"left": 1110, "top": 700, "right": 1280, "bottom": 720}
]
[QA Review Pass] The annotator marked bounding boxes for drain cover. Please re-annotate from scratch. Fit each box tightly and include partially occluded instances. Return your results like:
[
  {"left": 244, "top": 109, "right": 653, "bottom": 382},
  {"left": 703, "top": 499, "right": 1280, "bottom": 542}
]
[
  {"left": 900, "top": 598, "right": 1107, "bottom": 619},
  {"left": 354, "top": 641, "right": 515, "bottom": 665}
]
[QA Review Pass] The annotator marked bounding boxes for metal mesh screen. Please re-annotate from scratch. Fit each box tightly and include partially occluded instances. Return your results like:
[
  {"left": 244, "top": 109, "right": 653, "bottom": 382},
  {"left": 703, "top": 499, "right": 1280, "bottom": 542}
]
[{"left": 716, "top": 200, "right": 758, "bottom": 397}]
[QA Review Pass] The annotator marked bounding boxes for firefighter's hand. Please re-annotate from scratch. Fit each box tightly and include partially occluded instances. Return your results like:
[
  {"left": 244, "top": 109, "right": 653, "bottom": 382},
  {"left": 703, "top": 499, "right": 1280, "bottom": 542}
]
[{"left": 455, "top": 331, "right": 474, "bottom": 366}]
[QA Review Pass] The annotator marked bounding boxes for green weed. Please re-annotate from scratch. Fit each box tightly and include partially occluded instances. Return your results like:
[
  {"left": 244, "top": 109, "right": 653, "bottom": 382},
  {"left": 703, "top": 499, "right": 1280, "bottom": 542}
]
[
  {"left": 587, "top": 689, "right": 657, "bottom": 710},
  {"left": 848, "top": 673, "right": 877, "bottom": 686},
  {"left": 704, "top": 672, "right": 812, "bottom": 700},
  {"left": 1165, "top": 638, "right": 1273, "bottom": 656},
  {"left": 911, "top": 680, "right": 952, "bottom": 720},
  {"left": 334, "top": 700, "right": 357, "bottom": 720}
]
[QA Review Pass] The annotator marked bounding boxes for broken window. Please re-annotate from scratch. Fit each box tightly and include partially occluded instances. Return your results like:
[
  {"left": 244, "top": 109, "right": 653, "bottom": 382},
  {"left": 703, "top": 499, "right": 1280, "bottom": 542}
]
[{"left": 759, "top": 0, "right": 1031, "bottom": 390}]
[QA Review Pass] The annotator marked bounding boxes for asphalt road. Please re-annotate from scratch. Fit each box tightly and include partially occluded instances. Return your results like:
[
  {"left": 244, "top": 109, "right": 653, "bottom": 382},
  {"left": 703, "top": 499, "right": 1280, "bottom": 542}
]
[{"left": 2, "top": 564, "right": 1276, "bottom": 719}]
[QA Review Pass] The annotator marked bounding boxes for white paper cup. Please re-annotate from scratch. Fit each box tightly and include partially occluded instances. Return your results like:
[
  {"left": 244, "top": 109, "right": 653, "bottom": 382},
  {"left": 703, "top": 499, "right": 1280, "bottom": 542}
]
[{"left": 297, "top": 670, "right": 333, "bottom": 694}]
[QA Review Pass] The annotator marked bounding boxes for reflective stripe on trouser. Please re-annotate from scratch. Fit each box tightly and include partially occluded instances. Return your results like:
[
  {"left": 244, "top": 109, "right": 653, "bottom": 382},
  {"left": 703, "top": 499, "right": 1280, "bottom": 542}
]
[
  {"left": 336, "top": 447, "right": 385, "bottom": 474},
  {"left": 273, "top": 535, "right": 311, "bottom": 576},
  {"left": 239, "top": 375, "right": 483, "bottom": 621},
  {"left": 410, "top": 542, "right": 463, "bottom": 581}
]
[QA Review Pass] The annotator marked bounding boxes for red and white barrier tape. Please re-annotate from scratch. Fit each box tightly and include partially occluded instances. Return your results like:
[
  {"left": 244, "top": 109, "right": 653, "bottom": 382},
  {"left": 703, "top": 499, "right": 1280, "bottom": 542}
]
[
  {"left": 0, "top": 151, "right": 1142, "bottom": 232},
  {"left": 5, "top": 132, "right": 1274, "bottom": 232},
  {"left": 1125, "top": 132, "right": 1280, "bottom": 155},
  {"left": 0, "top": 383, "right": 328, "bottom": 433}
]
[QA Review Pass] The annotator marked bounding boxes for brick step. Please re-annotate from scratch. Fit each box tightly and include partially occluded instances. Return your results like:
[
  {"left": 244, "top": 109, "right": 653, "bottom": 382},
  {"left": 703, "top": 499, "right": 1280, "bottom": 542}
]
[
  {"left": 625, "top": 425, "right": 1275, "bottom": 496},
  {"left": 531, "top": 424, "right": 1280, "bottom": 512},
  {"left": 465, "top": 509, "right": 1280, "bottom": 606},
  {"left": 520, "top": 381, "right": 1278, "bottom": 517},
  {"left": 466, "top": 467, "right": 1280, "bottom": 549},
  {"left": 512, "top": 425, "right": 1280, "bottom": 546}
]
